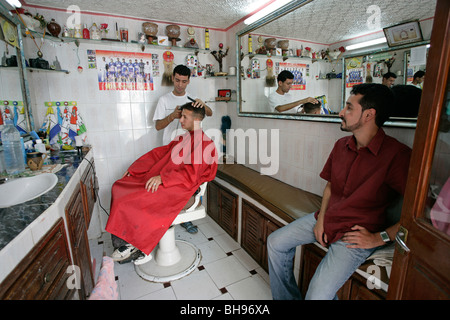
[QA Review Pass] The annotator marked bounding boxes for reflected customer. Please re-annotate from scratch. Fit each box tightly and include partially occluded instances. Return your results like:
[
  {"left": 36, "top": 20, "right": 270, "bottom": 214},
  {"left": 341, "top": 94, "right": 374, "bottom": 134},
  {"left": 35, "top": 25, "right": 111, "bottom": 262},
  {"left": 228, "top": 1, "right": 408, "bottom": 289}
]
[
  {"left": 409, "top": 70, "right": 425, "bottom": 89},
  {"left": 268, "top": 70, "right": 318, "bottom": 113},
  {"left": 381, "top": 72, "right": 397, "bottom": 88},
  {"left": 298, "top": 101, "right": 322, "bottom": 115}
]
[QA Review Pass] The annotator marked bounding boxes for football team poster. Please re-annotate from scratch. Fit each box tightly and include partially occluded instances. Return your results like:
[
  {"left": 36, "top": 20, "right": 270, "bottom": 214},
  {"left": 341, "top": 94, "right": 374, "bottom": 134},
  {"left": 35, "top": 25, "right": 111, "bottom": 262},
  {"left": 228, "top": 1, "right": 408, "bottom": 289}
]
[{"left": 93, "top": 50, "right": 154, "bottom": 91}]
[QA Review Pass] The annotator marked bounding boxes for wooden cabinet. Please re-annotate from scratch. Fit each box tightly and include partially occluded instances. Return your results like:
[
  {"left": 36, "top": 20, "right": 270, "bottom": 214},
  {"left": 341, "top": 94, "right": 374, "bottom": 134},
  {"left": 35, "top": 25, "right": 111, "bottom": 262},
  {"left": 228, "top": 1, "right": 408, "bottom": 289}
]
[
  {"left": 80, "top": 160, "right": 98, "bottom": 229},
  {"left": 300, "top": 243, "right": 386, "bottom": 300},
  {"left": 207, "top": 181, "right": 238, "bottom": 240},
  {"left": 0, "top": 219, "right": 75, "bottom": 300},
  {"left": 241, "top": 199, "right": 283, "bottom": 272},
  {"left": 65, "top": 183, "right": 94, "bottom": 300}
]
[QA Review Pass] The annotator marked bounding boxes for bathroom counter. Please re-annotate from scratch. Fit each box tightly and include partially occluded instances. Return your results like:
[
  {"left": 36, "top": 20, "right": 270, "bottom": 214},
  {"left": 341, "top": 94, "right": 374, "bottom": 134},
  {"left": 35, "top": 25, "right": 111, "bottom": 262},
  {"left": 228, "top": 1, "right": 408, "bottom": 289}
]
[
  {"left": 0, "top": 152, "right": 88, "bottom": 250},
  {"left": 0, "top": 149, "right": 97, "bottom": 283}
]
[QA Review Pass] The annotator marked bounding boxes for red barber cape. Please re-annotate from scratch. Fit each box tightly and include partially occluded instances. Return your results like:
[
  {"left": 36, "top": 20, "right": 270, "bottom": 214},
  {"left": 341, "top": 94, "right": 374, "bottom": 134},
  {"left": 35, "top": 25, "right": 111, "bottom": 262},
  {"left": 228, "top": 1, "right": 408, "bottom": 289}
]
[{"left": 106, "top": 130, "right": 218, "bottom": 254}]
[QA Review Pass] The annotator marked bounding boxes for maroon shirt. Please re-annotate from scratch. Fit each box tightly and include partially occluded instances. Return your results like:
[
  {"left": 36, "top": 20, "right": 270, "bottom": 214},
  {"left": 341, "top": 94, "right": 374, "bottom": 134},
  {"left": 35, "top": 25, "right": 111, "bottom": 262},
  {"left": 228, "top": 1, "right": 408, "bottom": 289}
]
[{"left": 316, "top": 128, "right": 411, "bottom": 244}]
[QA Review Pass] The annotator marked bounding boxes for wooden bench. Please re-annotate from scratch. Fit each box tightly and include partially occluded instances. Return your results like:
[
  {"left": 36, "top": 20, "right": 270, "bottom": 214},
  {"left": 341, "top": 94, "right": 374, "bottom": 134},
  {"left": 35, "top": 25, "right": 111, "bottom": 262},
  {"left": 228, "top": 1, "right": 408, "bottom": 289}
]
[{"left": 208, "top": 163, "right": 399, "bottom": 299}]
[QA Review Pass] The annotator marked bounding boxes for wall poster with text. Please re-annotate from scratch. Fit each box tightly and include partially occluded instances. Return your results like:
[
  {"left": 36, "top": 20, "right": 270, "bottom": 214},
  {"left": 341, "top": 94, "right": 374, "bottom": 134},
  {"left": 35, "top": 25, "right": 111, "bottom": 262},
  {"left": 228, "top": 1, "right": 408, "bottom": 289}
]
[
  {"left": 95, "top": 50, "right": 154, "bottom": 91},
  {"left": 276, "top": 62, "right": 308, "bottom": 90}
]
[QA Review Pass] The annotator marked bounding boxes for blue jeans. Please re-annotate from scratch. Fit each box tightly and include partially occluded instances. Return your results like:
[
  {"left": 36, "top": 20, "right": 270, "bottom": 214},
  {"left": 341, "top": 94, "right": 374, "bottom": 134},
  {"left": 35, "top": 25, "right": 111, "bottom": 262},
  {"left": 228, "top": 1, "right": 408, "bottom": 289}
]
[{"left": 267, "top": 213, "right": 376, "bottom": 300}]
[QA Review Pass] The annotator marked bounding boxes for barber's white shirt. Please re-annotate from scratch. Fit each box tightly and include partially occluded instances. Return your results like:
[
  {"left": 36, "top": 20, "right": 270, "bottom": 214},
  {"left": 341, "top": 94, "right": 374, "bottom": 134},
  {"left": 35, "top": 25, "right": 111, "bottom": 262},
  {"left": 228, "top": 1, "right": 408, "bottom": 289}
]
[
  {"left": 153, "top": 91, "right": 195, "bottom": 145},
  {"left": 268, "top": 92, "right": 299, "bottom": 113}
]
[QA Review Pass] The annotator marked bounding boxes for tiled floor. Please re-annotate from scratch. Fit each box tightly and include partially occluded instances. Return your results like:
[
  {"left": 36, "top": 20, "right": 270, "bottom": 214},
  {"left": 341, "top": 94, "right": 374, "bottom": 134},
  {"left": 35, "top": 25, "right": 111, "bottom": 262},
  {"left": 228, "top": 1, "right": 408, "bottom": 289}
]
[{"left": 89, "top": 215, "right": 273, "bottom": 300}]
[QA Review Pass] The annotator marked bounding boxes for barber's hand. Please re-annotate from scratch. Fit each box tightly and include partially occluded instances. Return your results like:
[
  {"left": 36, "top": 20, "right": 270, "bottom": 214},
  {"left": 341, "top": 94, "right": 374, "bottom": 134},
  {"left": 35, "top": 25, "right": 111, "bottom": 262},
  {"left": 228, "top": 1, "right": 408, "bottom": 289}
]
[
  {"left": 192, "top": 98, "right": 206, "bottom": 109},
  {"left": 306, "top": 97, "right": 319, "bottom": 104},
  {"left": 172, "top": 108, "right": 182, "bottom": 119},
  {"left": 145, "top": 175, "right": 162, "bottom": 193},
  {"left": 342, "top": 225, "right": 384, "bottom": 249},
  {"left": 122, "top": 170, "right": 130, "bottom": 178}
]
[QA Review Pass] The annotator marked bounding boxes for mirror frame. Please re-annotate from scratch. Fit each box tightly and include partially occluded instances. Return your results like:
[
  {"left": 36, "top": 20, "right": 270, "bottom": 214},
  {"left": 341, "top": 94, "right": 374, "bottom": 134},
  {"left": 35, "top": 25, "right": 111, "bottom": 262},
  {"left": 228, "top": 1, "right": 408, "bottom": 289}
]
[
  {"left": 0, "top": 4, "right": 34, "bottom": 132},
  {"left": 236, "top": 0, "right": 426, "bottom": 128}
]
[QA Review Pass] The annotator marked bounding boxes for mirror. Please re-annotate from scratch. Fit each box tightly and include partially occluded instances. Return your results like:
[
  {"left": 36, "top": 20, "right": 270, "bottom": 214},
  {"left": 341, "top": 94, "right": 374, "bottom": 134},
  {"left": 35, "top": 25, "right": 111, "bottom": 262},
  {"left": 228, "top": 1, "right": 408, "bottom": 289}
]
[
  {"left": 236, "top": 0, "right": 436, "bottom": 127},
  {"left": 0, "top": 4, "right": 33, "bottom": 133}
]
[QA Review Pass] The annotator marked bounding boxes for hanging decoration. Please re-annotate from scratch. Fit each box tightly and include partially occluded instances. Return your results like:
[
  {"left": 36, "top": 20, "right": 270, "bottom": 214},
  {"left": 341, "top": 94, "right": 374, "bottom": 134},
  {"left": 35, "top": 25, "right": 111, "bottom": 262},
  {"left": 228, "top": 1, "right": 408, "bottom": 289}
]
[
  {"left": 162, "top": 51, "right": 174, "bottom": 86},
  {"left": 39, "top": 101, "right": 87, "bottom": 150},
  {"left": 0, "top": 101, "right": 26, "bottom": 133},
  {"left": 265, "top": 59, "right": 275, "bottom": 87}
]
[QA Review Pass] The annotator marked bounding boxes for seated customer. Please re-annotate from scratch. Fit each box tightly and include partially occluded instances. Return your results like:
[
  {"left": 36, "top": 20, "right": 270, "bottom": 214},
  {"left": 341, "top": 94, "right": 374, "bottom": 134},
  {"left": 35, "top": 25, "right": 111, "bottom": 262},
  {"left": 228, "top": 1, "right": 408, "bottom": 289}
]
[
  {"left": 267, "top": 83, "right": 411, "bottom": 300},
  {"left": 106, "top": 103, "right": 218, "bottom": 265}
]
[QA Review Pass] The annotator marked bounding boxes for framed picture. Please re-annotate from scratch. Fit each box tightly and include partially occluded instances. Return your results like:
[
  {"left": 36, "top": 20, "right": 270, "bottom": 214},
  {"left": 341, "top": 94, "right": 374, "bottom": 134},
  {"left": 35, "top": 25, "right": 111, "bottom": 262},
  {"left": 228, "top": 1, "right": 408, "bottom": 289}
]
[{"left": 383, "top": 20, "right": 423, "bottom": 47}]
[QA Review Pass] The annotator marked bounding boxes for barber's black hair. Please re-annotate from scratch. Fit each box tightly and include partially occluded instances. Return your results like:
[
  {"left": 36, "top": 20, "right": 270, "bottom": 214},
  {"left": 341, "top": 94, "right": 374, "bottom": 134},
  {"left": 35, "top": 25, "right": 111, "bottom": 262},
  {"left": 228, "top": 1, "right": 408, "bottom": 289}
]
[
  {"left": 277, "top": 70, "right": 294, "bottom": 83},
  {"left": 413, "top": 70, "right": 425, "bottom": 79},
  {"left": 350, "top": 83, "right": 394, "bottom": 127},
  {"left": 179, "top": 102, "right": 205, "bottom": 120},
  {"left": 383, "top": 72, "right": 397, "bottom": 79},
  {"left": 173, "top": 64, "right": 191, "bottom": 79}
]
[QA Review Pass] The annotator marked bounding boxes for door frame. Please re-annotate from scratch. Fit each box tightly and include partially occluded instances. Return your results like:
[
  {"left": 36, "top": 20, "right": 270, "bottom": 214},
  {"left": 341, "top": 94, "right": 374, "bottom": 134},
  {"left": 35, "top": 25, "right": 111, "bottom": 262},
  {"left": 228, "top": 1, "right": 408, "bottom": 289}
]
[{"left": 387, "top": 0, "right": 450, "bottom": 299}]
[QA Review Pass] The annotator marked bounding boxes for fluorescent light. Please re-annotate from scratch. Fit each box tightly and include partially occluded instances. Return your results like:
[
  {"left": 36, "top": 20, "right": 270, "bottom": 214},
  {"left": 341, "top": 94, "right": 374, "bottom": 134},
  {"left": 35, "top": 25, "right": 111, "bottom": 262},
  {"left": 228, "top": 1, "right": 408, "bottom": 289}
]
[
  {"left": 244, "top": 0, "right": 294, "bottom": 25},
  {"left": 5, "top": 0, "right": 22, "bottom": 8},
  {"left": 345, "top": 37, "right": 387, "bottom": 51}
]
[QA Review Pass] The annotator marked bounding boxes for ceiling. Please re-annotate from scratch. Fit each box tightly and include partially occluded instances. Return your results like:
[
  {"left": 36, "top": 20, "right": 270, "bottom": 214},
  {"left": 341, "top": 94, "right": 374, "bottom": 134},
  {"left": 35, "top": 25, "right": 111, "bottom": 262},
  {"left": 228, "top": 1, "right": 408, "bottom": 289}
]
[
  {"left": 256, "top": 0, "right": 437, "bottom": 45},
  {"left": 21, "top": 0, "right": 266, "bottom": 30},
  {"left": 20, "top": 0, "right": 437, "bottom": 44}
]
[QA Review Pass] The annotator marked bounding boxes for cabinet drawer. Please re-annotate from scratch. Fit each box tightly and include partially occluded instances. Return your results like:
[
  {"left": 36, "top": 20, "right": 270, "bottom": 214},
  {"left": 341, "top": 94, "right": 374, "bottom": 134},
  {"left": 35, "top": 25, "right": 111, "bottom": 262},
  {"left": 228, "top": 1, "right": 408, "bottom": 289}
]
[{"left": 0, "top": 219, "right": 74, "bottom": 300}]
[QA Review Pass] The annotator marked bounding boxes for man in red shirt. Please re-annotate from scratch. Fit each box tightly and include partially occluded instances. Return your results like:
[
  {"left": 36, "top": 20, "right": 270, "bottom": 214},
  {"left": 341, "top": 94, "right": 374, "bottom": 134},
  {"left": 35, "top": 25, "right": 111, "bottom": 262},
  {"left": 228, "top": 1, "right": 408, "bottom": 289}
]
[{"left": 267, "top": 83, "right": 411, "bottom": 300}]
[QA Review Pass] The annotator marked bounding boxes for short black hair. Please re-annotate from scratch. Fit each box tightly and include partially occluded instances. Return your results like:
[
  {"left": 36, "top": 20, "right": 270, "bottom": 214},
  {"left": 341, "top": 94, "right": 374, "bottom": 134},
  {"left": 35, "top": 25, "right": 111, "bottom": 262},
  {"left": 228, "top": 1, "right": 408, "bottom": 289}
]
[
  {"left": 350, "top": 83, "right": 394, "bottom": 127},
  {"left": 413, "top": 70, "right": 425, "bottom": 79},
  {"left": 277, "top": 70, "right": 294, "bottom": 83},
  {"left": 173, "top": 64, "right": 191, "bottom": 79},
  {"left": 383, "top": 72, "right": 397, "bottom": 79},
  {"left": 301, "top": 101, "right": 322, "bottom": 114},
  {"left": 179, "top": 102, "right": 205, "bottom": 120},
  {"left": 391, "top": 85, "right": 422, "bottom": 117}
]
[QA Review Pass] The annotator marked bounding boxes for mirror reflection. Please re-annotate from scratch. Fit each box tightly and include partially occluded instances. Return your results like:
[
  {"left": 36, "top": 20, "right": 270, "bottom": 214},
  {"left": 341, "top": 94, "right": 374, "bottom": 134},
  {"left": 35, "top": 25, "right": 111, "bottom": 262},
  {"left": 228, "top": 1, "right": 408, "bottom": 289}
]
[
  {"left": 0, "top": 12, "right": 30, "bottom": 132},
  {"left": 238, "top": 0, "right": 436, "bottom": 125}
]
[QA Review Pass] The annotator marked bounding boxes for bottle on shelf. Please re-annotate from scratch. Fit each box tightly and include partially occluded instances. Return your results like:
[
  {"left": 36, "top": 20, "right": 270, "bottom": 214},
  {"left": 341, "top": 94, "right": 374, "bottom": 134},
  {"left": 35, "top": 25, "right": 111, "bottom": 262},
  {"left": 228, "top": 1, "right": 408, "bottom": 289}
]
[
  {"left": 205, "top": 28, "right": 210, "bottom": 50},
  {"left": 83, "top": 24, "right": 90, "bottom": 39},
  {"left": 2, "top": 120, "right": 25, "bottom": 175}
]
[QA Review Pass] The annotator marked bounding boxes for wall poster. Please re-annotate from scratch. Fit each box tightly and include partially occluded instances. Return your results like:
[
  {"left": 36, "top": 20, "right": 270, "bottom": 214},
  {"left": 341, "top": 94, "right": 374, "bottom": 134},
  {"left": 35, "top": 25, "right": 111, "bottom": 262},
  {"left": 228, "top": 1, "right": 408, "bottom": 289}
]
[
  {"left": 94, "top": 50, "right": 154, "bottom": 91},
  {"left": 276, "top": 62, "right": 308, "bottom": 90},
  {"left": 345, "top": 56, "right": 364, "bottom": 88}
]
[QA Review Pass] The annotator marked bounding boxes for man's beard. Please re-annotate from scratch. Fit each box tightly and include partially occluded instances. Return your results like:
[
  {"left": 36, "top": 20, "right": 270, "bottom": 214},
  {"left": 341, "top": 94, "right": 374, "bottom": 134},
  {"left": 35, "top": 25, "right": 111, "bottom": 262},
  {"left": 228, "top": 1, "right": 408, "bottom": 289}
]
[{"left": 340, "top": 115, "right": 363, "bottom": 132}]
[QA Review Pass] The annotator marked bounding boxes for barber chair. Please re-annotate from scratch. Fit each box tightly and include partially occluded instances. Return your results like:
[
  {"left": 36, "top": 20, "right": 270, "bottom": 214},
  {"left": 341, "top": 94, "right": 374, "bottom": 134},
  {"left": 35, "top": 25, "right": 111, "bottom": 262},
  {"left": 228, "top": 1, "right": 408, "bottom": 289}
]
[{"left": 135, "top": 182, "right": 208, "bottom": 282}]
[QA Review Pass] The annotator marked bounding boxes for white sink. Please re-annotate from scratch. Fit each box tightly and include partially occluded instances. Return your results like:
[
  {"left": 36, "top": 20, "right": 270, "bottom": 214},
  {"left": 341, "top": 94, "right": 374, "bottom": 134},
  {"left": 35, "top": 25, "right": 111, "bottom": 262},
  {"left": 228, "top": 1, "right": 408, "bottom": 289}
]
[{"left": 0, "top": 173, "right": 58, "bottom": 208}]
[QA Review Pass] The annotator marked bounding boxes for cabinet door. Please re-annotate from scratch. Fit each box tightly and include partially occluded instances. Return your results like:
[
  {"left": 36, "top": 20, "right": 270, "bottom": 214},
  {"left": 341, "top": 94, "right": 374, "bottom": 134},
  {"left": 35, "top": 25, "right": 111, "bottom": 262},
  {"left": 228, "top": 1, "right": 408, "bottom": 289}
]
[
  {"left": 219, "top": 187, "right": 238, "bottom": 240},
  {"left": 261, "top": 220, "right": 282, "bottom": 271},
  {"left": 80, "top": 162, "right": 97, "bottom": 229},
  {"left": 0, "top": 219, "right": 75, "bottom": 300},
  {"left": 207, "top": 181, "right": 220, "bottom": 223},
  {"left": 65, "top": 183, "right": 94, "bottom": 299},
  {"left": 241, "top": 200, "right": 265, "bottom": 264}
]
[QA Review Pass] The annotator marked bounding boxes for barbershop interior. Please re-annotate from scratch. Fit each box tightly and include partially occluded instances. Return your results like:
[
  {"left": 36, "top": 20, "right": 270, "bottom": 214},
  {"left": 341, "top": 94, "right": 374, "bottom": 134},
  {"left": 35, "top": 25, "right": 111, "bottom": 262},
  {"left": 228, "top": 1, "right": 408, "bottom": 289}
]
[{"left": 0, "top": 0, "right": 448, "bottom": 302}]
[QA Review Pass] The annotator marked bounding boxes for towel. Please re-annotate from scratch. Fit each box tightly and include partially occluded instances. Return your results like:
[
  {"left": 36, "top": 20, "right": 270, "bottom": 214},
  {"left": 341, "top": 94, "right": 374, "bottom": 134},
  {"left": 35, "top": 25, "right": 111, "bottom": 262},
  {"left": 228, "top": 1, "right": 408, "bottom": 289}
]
[{"left": 88, "top": 256, "right": 118, "bottom": 300}]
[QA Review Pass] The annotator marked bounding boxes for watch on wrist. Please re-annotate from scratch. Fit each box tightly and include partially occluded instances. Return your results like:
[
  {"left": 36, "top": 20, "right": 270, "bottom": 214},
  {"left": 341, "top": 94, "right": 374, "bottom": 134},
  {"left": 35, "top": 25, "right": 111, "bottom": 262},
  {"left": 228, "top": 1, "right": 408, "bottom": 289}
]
[{"left": 380, "top": 231, "right": 390, "bottom": 243}]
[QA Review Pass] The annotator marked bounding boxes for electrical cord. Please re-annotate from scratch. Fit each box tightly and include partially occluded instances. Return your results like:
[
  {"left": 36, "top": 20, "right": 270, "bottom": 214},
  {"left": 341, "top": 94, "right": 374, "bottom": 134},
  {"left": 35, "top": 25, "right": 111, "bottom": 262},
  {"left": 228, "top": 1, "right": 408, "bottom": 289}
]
[{"left": 81, "top": 156, "right": 109, "bottom": 216}]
